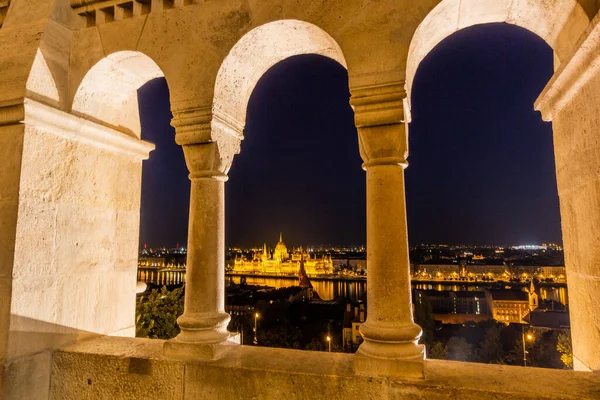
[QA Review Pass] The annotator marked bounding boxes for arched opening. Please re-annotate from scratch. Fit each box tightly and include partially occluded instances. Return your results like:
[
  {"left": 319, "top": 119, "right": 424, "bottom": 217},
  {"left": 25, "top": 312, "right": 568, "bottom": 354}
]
[
  {"left": 72, "top": 51, "right": 165, "bottom": 137},
  {"left": 213, "top": 21, "right": 362, "bottom": 351},
  {"left": 135, "top": 78, "right": 189, "bottom": 339},
  {"left": 407, "top": 23, "right": 568, "bottom": 368},
  {"left": 72, "top": 52, "right": 194, "bottom": 341},
  {"left": 405, "top": 0, "right": 590, "bottom": 120},
  {"left": 225, "top": 54, "right": 363, "bottom": 350},
  {"left": 213, "top": 19, "right": 347, "bottom": 131}
]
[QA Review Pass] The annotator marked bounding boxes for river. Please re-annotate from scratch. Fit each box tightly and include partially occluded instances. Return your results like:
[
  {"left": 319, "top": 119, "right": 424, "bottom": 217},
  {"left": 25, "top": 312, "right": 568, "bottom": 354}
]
[{"left": 226, "top": 275, "right": 568, "bottom": 305}]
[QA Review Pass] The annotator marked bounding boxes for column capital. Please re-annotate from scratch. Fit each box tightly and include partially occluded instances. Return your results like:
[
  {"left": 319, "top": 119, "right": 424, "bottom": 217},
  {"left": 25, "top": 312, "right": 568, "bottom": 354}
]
[
  {"left": 350, "top": 81, "right": 406, "bottom": 128},
  {"left": 172, "top": 105, "right": 244, "bottom": 180},
  {"left": 350, "top": 82, "right": 408, "bottom": 168},
  {"left": 171, "top": 105, "right": 244, "bottom": 146},
  {"left": 181, "top": 142, "right": 230, "bottom": 181}
]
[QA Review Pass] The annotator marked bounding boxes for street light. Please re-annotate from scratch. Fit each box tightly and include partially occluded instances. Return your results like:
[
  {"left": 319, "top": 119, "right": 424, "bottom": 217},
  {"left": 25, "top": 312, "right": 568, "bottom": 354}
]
[
  {"left": 253, "top": 312, "right": 259, "bottom": 345},
  {"left": 522, "top": 328, "right": 534, "bottom": 366},
  {"left": 326, "top": 335, "right": 331, "bottom": 352}
]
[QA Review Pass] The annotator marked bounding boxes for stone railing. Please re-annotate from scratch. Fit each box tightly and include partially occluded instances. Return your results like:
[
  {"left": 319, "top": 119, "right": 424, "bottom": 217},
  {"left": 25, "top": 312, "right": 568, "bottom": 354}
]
[
  {"left": 71, "top": 0, "right": 195, "bottom": 28},
  {"left": 48, "top": 336, "right": 600, "bottom": 400}
]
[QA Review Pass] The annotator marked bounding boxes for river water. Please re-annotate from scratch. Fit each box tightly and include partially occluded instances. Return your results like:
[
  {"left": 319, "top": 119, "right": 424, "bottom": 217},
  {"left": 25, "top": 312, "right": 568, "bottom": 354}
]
[{"left": 227, "top": 275, "right": 568, "bottom": 305}]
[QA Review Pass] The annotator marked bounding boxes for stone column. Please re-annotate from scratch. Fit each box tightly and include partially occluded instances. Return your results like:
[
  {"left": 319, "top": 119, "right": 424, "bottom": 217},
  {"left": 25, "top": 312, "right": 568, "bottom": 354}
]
[
  {"left": 179, "top": 162, "right": 229, "bottom": 338},
  {"left": 350, "top": 82, "right": 424, "bottom": 378},
  {"left": 164, "top": 143, "right": 233, "bottom": 358},
  {"left": 165, "top": 105, "right": 242, "bottom": 359}
]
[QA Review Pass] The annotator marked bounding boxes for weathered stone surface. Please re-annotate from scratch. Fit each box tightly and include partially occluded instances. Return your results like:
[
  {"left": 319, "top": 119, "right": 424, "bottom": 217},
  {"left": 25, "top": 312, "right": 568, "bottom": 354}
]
[
  {"left": 1, "top": 0, "right": 600, "bottom": 397},
  {"left": 538, "top": 25, "right": 600, "bottom": 369},
  {"left": 50, "top": 338, "right": 184, "bottom": 400},
  {"left": 3, "top": 351, "right": 52, "bottom": 400},
  {"left": 49, "top": 337, "right": 600, "bottom": 400}
]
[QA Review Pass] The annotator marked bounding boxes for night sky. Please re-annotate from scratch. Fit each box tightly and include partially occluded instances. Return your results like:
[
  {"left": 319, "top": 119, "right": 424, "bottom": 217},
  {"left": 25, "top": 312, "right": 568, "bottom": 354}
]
[{"left": 138, "top": 23, "right": 562, "bottom": 248}]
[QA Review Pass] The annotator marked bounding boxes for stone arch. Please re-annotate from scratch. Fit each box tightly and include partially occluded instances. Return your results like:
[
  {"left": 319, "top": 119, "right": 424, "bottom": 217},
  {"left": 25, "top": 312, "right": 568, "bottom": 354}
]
[
  {"left": 212, "top": 19, "right": 347, "bottom": 146},
  {"left": 405, "top": 0, "right": 590, "bottom": 118},
  {"left": 72, "top": 50, "right": 167, "bottom": 138}
]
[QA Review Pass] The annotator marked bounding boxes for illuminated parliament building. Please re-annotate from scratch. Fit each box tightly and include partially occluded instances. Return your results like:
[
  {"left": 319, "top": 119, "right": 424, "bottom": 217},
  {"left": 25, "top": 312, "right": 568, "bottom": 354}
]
[{"left": 232, "top": 234, "right": 334, "bottom": 276}]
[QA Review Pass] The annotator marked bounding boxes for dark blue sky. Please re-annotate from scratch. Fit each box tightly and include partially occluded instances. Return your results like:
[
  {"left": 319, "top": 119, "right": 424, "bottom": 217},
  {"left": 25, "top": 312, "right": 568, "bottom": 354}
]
[{"left": 138, "top": 23, "right": 562, "bottom": 248}]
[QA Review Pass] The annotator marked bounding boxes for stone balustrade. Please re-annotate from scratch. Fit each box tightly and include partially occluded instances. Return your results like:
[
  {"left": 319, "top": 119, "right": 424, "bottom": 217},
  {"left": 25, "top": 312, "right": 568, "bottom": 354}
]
[{"left": 47, "top": 336, "right": 600, "bottom": 400}]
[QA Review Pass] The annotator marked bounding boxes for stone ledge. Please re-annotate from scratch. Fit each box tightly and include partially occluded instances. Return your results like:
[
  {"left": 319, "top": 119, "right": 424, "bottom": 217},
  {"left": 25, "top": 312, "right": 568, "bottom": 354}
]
[
  {"left": 23, "top": 99, "right": 155, "bottom": 160},
  {"left": 49, "top": 336, "right": 600, "bottom": 400}
]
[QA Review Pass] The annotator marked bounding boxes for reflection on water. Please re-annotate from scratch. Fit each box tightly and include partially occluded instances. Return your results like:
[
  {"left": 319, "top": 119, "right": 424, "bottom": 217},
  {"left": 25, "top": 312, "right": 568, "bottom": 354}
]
[
  {"left": 229, "top": 276, "right": 366, "bottom": 302},
  {"left": 229, "top": 276, "right": 568, "bottom": 304}
]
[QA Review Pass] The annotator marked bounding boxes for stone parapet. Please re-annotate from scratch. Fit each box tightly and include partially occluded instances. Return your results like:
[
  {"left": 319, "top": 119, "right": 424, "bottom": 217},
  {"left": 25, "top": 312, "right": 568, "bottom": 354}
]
[{"left": 50, "top": 336, "right": 600, "bottom": 400}]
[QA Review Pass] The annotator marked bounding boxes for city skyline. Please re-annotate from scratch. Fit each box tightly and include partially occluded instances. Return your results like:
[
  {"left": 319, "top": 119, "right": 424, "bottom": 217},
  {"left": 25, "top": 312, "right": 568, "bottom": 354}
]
[{"left": 138, "top": 23, "right": 562, "bottom": 248}]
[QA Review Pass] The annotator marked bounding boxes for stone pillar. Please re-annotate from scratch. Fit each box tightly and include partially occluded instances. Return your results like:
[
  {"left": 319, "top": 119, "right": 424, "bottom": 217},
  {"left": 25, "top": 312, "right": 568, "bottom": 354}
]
[
  {"left": 165, "top": 105, "right": 242, "bottom": 359},
  {"left": 350, "top": 82, "right": 424, "bottom": 378},
  {"left": 1, "top": 99, "right": 154, "bottom": 398},
  {"left": 182, "top": 168, "right": 228, "bottom": 338},
  {"left": 535, "top": 20, "right": 600, "bottom": 371}
]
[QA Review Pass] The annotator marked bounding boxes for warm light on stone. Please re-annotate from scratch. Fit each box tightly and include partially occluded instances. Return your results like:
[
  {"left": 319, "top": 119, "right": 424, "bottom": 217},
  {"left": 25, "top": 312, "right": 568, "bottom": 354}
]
[{"left": 0, "top": 0, "right": 599, "bottom": 397}]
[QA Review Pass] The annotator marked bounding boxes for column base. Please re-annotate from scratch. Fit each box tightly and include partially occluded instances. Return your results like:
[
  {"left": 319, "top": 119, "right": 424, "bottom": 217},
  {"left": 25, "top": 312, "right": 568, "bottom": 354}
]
[
  {"left": 354, "top": 340, "right": 425, "bottom": 379},
  {"left": 163, "top": 332, "right": 240, "bottom": 361}
]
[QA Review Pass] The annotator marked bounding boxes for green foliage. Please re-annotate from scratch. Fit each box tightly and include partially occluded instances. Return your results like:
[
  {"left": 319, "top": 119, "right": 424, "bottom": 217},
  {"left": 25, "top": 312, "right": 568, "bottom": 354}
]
[
  {"left": 529, "top": 331, "right": 563, "bottom": 369},
  {"left": 505, "top": 338, "right": 526, "bottom": 366},
  {"left": 428, "top": 341, "right": 448, "bottom": 359},
  {"left": 414, "top": 300, "right": 435, "bottom": 349},
  {"left": 257, "top": 323, "right": 304, "bottom": 349},
  {"left": 136, "top": 286, "right": 184, "bottom": 340},
  {"left": 477, "top": 325, "right": 505, "bottom": 364},
  {"left": 557, "top": 330, "right": 573, "bottom": 369},
  {"left": 446, "top": 337, "right": 473, "bottom": 361}
]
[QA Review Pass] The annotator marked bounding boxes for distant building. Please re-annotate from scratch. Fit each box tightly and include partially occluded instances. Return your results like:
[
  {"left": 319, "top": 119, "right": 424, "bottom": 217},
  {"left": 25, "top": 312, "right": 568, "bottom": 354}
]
[
  {"left": 138, "top": 256, "right": 166, "bottom": 268},
  {"left": 291, "top": 252, "right": 321, "bottom": 301},
  {"left": 525, "top": 309, "right": 570, "bottom": 334},
  {"left": 226, "top": 304, "right": 255, "bottom": 317},
  {"left": 537, "top": 265, "right": 566, "bottom": 280},
  {"left": 485, "top": 281, "right": 538, "bottom": 324},
  {"left": 413, "top": 289, "right": 491, "bottom": 323},
  {"left": 412, "top": 262, "right": 509, "bottom": 280},
  {"left": 232, "top": 233, "right": 334, "bottom": 276},
  {"left": 342, "top": 301, "right": 366, "bottom": 352}
]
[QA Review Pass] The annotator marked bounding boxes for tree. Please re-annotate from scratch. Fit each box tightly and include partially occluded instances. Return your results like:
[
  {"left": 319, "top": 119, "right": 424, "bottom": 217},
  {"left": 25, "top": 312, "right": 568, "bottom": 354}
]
[
  {"left": 446, "top": 337, "right": 473, "bottom": 362},
  {"left": 505, "top": 339, "right": 525, "bottom": 366},
  {"left": 428, "top": 341, "right": 448, "bottom": 359},
  {"left": 136, "top": 286, "right": 184, "bottom": 339},
  {"left": 557, "top": 330, "right": 573, "bottom": 369},
  {"left": 529, "top": 331, "right": 562, "bottom": 369},
  {"left": 477, "top": 325, "right": 505, "bottom": 364},
  {"left": 414, "top": 300, "right": 435, "bottom": 349}
]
